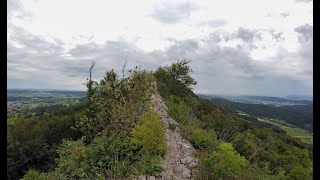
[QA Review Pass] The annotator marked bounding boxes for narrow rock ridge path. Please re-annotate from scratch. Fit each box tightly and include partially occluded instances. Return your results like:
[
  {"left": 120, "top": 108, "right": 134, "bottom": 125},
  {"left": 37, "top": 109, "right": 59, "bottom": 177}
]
[{"left": 150, "top": 92, "right": 198, "bottom": 180}]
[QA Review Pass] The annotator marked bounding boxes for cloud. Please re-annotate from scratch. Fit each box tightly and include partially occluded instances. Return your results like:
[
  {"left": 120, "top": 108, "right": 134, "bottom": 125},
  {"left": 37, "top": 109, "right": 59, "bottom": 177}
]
[
  {"left": 165, "top": 31, "right": 312, "bottom": 95},
  {"left": 221, "top": 27, "right": 262, "bottom": 47},
  {"left": 151, "top": 1, "right": 198, "bottom": 24},
  {"left": 269, "top": 29, "right": 285, "bottom": 42},
  {"left": 8, "top": 23, "right": 312, "bottom": 95},
  {"left": 7, "top": 0, "right": 34, "bottom": 20},
  {"left": 200, "top": 19, "right": 227, "bottom": 28},
  {"left": 294, "top": 24, "right": 313, "bottom": 43},
  {"left": 234, "top": 27, "right": 262, "bottom": 43},
  {"left": 7, "top": 0, "right": 313, "bottom": 96},
  {"left": 7, "top": 26, "right": 89, "bottom": 89},
  {"left": 280, "top": 12, "right": 290, "bottom": 18}
]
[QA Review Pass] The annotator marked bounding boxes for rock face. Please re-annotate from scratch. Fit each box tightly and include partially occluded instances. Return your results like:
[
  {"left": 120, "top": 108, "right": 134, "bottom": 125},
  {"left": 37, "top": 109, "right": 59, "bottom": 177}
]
[{"left": 147, "top": 92, "right": 198, "bottom": 180}]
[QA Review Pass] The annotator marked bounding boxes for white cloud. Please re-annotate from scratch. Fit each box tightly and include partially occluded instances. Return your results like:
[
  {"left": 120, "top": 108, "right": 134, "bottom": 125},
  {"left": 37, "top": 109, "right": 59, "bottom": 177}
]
[{"left": 7, "top": 0, "right": 313, "bottom": 96}]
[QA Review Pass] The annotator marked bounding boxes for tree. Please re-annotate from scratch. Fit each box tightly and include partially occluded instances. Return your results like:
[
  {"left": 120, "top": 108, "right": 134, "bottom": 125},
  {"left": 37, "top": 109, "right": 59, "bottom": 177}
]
[
  {"left": 54, "top": 139, "right": 86, "bottom": 179},
  {"left": 201, "top": 142, "right": 247, "bottom": 179},
  {"left": 288, "top": 164, "right": 312, "bottom": 180},
  {"left": 130, "top": 110, "right": 166, "bottom": 156},
  {"left": 86, "top": 61, "right": 96, "bottom": 101},
  {"left": 154, "top": 60, "right": 197, "bottom": 98}
]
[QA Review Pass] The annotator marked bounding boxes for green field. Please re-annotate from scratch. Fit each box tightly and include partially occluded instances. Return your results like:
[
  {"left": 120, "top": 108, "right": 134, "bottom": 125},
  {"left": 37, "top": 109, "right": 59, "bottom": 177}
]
[
  {"left": 257, "top": 117, "right": 312, "bottom": 144},
  {"left": 7, "top": 90, "right": 85, "bottom": 121}
]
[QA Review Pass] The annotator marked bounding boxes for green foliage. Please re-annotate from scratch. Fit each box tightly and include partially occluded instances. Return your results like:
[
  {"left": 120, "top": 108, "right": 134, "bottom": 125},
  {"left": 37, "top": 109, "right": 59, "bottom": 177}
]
[
  {"left": 236, "top": 166, "right": 287, "bottom": 180},
  {"left": 21, "top": 170, "right": 49, "bottom": 180},
  {"left": 288, "top": 164, "right": 312, "bottom": 180},
  {"left": 130, "top": 110, "right": 166, "bottom": 156},
  {"left": 166, "top": 59, "right": 197, "bottom": 87},
  {"left": 166, "top": 96, "right": 194, "bottom": 125},
  {"left": 82, "top": 137, "right": 138, "bottom": 179},
  {"left": 198, "top": 143, "right": 248, "bottom": 179},
  {"left": 210, "top": 97, "right": 313, "bottom": 132},
  {"left": 191, "top": 128, "right": 217, "bottom": 150},
  {"left": 10, "top": 60, "right": 313, "bottom": 179},
  {"left": 232, "top": 128, "right": 312, "bottom": 175},
  {"left": 7, "top": 106, "right": 83, "bottom": 180},
  {"left": 78, "top": 67, "right": 157, "bottom": 140},
  {"left": 154, "top": 60, "right": 196, "bottom": 99},
  {"left": 54, "top": 138, "right": 87, "bottom": 179},
  {"left": 137, "top": 155, "right": 163, "bottom": 176}
]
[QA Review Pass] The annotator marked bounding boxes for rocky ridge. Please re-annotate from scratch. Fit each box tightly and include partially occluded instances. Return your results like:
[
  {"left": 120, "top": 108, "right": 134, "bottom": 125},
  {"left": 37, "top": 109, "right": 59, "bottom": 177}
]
[{"left": 135, "top": 92, "right": 198, "bottom": 180}]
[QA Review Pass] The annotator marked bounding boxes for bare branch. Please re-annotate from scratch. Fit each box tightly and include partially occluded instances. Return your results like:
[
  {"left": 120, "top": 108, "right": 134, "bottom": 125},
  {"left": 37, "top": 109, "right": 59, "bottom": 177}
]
[{"left": 89, "top": 60, "right": 96, "bottom": 81}]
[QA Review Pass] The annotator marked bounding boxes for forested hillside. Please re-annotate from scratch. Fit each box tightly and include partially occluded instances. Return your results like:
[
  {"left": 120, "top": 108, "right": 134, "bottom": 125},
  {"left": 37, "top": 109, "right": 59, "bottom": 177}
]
[
  {"left": 209, "top": 97, "right": 313, "bottom": 132},
  {"left": 8, "top": 60, "right": 312, "bottom": 180}
]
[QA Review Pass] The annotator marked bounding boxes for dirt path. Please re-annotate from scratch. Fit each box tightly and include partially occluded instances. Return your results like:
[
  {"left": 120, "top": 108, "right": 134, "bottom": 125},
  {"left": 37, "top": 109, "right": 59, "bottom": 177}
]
[{"left": 150, "top": 92, "right": 198, "bottom": 180}]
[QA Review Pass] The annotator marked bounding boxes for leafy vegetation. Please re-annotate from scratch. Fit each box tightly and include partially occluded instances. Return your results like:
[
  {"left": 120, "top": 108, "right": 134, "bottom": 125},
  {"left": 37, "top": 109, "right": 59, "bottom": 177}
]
[
  {"left": 11, "top": 65, "right": 167, "bottom": 180},
  {"left": 7, "top": 105, "right": 84, "bottom": 180},
  {"left": 9, "top": 60, "right": 312, "bottom": 180},
  {"left": 210, "top": 97, "right": 313, "bottom": 132},
  {"left": 154, "top": 60, "right": 312, "bottom": 179},
  {"left": 198, "top": 143, "right": 248, "bottom": 179},
  {"left": 130, "top": 110, "right": 166, "bottom": 156}
]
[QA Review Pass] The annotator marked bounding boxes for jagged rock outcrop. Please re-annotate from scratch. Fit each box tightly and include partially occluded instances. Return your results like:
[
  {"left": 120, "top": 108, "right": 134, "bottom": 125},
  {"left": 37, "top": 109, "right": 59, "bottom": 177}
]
[{"left": 139, "top": 92, "right": 198, "bottom": 180}]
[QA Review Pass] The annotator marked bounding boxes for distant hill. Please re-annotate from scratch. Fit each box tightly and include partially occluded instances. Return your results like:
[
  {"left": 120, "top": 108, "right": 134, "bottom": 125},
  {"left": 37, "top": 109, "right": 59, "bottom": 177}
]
[
  {"left": 8, "top": 89, "right": 86, "bottom": 98},
  {"left": 284, "top": 95, "right": 313, "bottom": 101},
  {"left": 198, "top": 94, "right": 312, "bottom": 106},
  {"left": 206, "top": 96, "right": 313, "bottom": 132}
]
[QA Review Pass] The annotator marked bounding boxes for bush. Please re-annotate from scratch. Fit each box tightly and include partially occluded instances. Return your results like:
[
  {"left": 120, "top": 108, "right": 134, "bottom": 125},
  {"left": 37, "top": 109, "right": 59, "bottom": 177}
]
[
  {"left": 82, "top": 137, "right": 137, "bottom": 179},
  {"left": 21, "top": 170, "right": 49, "bottom": 180},
  {"left": 130, "top": 110, "right": 166, "bottom": 156},
  {"left": 138, "top": 155, "right": 163, "bottom": 176},
  {"left": 288, "top": 164, "right": 312, "bottom": 180},
  {"left": 22, "top": 170, "right": 68, "bottom": 180},
  {"left": 198, "top": 143, "right": 248, "bottom": 179},
  {"left": 191, "top": 128, "right": 217, "bottom": 150},
  {"left": 166, "top": 96, "right": 194, "bottom": 125},
  {"left": 54, "top": 139, "right": 86, "bottom": 179}
]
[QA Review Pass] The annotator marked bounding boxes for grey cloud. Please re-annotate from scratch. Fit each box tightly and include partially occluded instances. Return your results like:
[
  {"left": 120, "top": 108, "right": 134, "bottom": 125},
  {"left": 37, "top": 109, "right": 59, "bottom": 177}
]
[
  {"left": 7, "top": 25, "right": 312, "bottom": 96},
  {"left": 151, "top": 2, "right": 198, "bottom": 24},
  {"left": 7, "top": 0, "right": 21, "bottom": 16},
  {"left": 200, "top": 19, "right": 227, "bottom": 28},
  {"left": 164, "top": 33, "right": 311, "bottom": 96},
  {"left": 234, "top": 27, "right": 262, "bottom": 43},
  {"left": 8, "top": 26, "right": 91, "bottom": 89},
  {"left": 294, "top": 25, "right": 313, "bottom": 76},
  {"left": 280, "top": 12, "right": 290, "bottom": 18},
  {"left": 222, "top": 27, "right": 262, "bottom": 47},
  {"left": 294, "top": 24, "right": 313, "bottom": 43},
  {"left": 7, "top": 0, "right": 33, "bottom": 20},
  {"left": 269, "top": 29, "right": 285, "bottom": 42},
  {"left": 166, "top": 39, "right": 199, "bottom": 59},
  {"left": 221, "top": 27, "right": 263, "bottom": 50}
]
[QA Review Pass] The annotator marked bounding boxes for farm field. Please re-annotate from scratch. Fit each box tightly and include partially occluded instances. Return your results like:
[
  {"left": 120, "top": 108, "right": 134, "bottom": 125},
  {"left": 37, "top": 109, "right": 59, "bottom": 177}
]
[
  {"left": 257, "top": 117, "right": 312, "bottom": 144},
  {"left": 7, "top": 89, "right": 86, "bottom": 120}
]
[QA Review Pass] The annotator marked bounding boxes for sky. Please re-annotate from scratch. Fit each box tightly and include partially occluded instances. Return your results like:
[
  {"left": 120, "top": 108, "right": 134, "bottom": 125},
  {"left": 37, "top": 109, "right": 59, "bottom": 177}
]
[{"left": 7, "top": 0, "right": 313, "bottom": 96}]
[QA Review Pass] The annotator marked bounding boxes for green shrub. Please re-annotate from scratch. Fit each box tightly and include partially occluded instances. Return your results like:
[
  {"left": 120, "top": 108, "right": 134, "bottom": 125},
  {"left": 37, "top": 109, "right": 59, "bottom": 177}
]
[
  {"left": 130, "top": 110, "right": 166, "bottom": 156},
  {"left": 82, "top": 137, "right": 137, "bottom": 179},
  {"left": 198, "top": 143, "right": 248, "bottom": 179},
  {"left": 288, "top": 164, "right": 312, "bottom": 180},
  {"left": 191, "top": 128, "right": 217, "bottom": 150},
  {"left": 21, "top": 170, "right": 49, "bottom": 180},
  {"left": 54, "top": 138, "right": 86, "bottom": 179},
  {"left": 138, "top": 155, "right": 163, "bottom": 176},
  {"left": 166, "top": 97, "right": 193, "bottom": 125}
]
